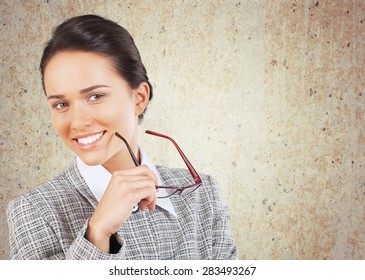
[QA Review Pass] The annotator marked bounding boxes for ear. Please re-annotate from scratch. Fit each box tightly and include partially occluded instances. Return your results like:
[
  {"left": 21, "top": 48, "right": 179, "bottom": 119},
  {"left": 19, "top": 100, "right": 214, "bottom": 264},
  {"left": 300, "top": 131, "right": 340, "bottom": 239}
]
[{"left": 134, "top": 82, "right": 150, "bottom": 117}]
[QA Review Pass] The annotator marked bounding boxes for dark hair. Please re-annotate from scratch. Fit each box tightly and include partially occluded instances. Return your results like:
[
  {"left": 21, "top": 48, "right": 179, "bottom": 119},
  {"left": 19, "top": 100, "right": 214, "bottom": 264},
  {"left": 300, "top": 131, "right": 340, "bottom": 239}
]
[{"left": 40, "top": 14, "right": 153, "bottom": 122}]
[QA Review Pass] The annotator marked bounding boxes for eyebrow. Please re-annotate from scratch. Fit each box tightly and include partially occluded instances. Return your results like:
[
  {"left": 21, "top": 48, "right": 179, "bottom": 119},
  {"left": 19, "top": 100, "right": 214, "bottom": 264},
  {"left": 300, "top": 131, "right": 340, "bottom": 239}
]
[{"left": 47, "top": 85, "right": 111, "bottom": 100}]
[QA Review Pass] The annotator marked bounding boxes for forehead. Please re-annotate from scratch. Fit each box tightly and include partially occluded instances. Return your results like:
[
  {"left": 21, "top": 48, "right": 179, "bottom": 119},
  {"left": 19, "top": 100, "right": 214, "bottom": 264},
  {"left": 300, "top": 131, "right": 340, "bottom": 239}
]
[{"left": 44, "top": 51, "right": 118, "bottom": 94}]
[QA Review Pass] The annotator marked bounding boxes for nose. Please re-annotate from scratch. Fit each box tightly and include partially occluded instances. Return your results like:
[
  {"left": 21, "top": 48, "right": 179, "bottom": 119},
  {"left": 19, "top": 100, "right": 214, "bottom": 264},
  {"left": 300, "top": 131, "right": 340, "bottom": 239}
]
[{"left": 70, "top": 102, "right": 93, "bottom": 130}]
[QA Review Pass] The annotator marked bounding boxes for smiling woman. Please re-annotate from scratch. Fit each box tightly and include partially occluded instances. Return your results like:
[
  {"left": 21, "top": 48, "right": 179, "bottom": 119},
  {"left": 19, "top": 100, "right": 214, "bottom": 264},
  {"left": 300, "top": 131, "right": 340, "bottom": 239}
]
[
  {"left": 6, "top": 14, "right": 238, "bottom": 260},
  {"left": 44, "top": 51, "right": 142, "bottom": 170}
]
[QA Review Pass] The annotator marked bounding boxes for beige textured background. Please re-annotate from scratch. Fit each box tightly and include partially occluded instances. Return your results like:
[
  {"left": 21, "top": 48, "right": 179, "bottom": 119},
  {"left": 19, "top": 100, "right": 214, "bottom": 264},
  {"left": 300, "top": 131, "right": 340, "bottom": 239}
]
[{"left": 0, "top": 0, "right": 364, "bottom": 259}]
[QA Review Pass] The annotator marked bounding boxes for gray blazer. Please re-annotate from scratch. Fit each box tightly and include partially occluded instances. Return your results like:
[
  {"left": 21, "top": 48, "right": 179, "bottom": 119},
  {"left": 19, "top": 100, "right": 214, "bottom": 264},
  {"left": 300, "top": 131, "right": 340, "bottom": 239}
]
[{"left": 7, "top": 159, "right": 238, "bottom": 259}]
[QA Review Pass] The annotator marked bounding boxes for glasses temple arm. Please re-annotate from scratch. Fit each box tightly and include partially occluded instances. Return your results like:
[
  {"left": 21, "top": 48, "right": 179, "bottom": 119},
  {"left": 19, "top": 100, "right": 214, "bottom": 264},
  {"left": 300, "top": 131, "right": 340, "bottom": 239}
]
[
  {"left": 146, "top": 130, "right": 202, "bottom": 184},
  {"left": 114, "top": 132, "right": 139, "bottom": 167}
]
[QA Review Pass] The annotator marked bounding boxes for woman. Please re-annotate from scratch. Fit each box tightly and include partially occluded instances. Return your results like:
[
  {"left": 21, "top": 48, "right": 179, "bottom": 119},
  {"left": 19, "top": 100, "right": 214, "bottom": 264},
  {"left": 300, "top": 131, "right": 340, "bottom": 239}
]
[{"left": 7, "top": 15, "right": 238, "bottom": 259}]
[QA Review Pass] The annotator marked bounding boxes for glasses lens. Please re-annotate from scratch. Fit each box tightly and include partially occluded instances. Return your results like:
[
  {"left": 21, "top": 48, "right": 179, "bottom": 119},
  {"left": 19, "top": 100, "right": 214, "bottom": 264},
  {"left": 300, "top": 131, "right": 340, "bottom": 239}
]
[
  {"left": 157, "top": 187, "right": 180, "bottom": 199},
  {"left": 157, "top": 183, "right": 201, "bottom": 198},
  {"left": 181, "top": 184, "right": 201, "bottom": 196}
]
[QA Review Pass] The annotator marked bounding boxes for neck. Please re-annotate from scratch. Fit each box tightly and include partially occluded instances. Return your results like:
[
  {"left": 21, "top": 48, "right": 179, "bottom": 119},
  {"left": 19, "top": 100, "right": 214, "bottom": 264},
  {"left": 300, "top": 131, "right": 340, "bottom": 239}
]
[{"left": 102, "top": 143, "right": 140, "bottom": 174}]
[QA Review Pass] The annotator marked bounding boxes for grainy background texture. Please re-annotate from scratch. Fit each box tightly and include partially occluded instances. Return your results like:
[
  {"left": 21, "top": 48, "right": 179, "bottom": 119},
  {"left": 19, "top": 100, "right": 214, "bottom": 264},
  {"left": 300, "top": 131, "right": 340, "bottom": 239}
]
[{"left": 0, "top": 0, "right": 364, "bottom": 259}]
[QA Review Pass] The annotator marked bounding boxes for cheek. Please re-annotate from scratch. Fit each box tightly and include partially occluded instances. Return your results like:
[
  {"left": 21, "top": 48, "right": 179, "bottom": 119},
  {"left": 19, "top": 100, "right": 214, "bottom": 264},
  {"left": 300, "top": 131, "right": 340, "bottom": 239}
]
[
  {"left": 50, "top": 113, "right": 69, "bottom": 137},
  {"left": 103, "top": 101, "right": 136, "bottom": 125}
]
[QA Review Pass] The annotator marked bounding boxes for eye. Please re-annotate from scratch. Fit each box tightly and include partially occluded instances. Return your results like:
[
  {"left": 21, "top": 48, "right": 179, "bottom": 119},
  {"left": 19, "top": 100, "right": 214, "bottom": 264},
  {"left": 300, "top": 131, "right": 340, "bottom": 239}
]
[
  {"left": 52, "top": 101, "right": 69, "bottom": 111},
  {"left": 89, "top": 93, "right": 104, "bottom": 102}
]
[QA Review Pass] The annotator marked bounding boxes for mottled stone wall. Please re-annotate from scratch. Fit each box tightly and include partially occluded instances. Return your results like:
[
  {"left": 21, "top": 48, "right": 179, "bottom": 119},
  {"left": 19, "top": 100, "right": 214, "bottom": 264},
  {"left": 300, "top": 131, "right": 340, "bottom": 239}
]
[{"left": 0, "top": 0, "right": 364, "bottom": 259}]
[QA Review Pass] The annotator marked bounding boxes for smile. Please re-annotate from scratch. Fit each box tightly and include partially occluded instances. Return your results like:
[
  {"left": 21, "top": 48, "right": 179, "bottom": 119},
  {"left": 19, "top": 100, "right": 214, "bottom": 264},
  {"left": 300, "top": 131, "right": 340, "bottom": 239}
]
[{"left": 74, "top": 131, "right": 105, "bottom": 146}]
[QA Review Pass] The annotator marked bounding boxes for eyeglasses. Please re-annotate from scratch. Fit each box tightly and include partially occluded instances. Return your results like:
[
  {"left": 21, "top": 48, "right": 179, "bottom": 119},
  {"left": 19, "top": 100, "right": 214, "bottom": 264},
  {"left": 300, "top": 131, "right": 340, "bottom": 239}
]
[{"left": 114, "top": 130, "right": 202, "bottom": 198}]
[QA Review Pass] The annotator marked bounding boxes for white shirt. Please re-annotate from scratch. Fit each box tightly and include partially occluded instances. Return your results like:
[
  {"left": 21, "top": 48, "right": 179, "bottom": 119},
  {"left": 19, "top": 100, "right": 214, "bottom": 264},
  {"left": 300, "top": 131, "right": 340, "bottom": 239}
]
[{"left": 76, "top": 149, "right": 176, "bottom": 216}]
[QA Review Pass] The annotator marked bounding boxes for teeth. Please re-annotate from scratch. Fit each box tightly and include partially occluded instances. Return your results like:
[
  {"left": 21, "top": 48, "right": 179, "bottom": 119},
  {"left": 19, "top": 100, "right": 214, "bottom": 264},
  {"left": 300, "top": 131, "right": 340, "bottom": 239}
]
[{"left": 77, "top": 132, "right": 103, "bottom": 145}]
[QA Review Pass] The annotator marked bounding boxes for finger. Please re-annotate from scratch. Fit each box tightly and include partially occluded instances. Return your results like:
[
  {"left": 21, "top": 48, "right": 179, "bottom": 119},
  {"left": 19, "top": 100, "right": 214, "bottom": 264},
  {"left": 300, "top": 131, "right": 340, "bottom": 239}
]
[
  {"left": 113, "top": 165, "right": 154, "bottom": 177},
  {"left": 135, "top": 187, "right": 157, "bottom": 211},
  {"left": 106, "top": 174, "right": 156, "bottom": 194},
  {"left": 141, "top": 187, "right": 157, "bottom": 212},
  {"left": 113, "top": 165, "right": 158, "bottom": 185},
  {"left": 140, "top": 164, "right": 159, "bottom": 185},
  {"left": 148, "top": 188, "right": 157, "bottom": 211},
  {"left": 112, "top": 175, "right": 155, "bottom": 185}
]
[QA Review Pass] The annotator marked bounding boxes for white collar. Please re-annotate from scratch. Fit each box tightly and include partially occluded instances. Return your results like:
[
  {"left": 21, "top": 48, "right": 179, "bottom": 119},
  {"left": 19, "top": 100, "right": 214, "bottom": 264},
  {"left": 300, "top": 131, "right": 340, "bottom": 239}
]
[{"left": 76, "top": 149, "right": 176, "bottom": 217}]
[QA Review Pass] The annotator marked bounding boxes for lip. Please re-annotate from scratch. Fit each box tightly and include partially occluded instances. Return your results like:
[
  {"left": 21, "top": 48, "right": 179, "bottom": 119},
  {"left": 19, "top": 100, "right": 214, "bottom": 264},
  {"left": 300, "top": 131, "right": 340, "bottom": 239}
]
[{"left": 72, "top": 130, "right": 106, "bottom": 150}]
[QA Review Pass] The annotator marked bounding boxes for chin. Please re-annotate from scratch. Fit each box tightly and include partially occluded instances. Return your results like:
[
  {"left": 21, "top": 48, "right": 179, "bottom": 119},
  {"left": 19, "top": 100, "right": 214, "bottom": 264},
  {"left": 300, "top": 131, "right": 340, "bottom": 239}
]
[{"left": 77, "top": 154, "right": 106, "bottom": 166}]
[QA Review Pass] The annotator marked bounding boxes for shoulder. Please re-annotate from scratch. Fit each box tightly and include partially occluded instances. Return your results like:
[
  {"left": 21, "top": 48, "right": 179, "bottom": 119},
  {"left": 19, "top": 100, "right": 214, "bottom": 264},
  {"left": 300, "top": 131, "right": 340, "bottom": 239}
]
[
  {"left": 155, "top": 165, "right": 221, "bottom": 203},
  {"left": 7, "top": 160, "right": 80, "bottom": 214},
  {"left": 156, "top": 165, "right": 215, "bottom": 186},
  {"left": 156, "top": 165, "right": 232, "bottom": 228}
]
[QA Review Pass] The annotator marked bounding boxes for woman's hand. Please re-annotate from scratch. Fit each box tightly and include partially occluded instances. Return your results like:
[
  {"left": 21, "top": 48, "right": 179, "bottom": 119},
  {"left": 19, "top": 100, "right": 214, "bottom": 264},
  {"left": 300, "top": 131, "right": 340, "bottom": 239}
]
[{"left": 85, "top": 165, "right": 158, "bottom": 253}]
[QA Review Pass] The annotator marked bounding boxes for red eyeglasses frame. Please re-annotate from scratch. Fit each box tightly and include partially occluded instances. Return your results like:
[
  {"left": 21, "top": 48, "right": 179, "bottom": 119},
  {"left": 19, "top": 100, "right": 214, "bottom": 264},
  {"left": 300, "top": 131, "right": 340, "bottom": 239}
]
[{"left": 114, "top": 130, "right": 202, "bottom": 198}]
